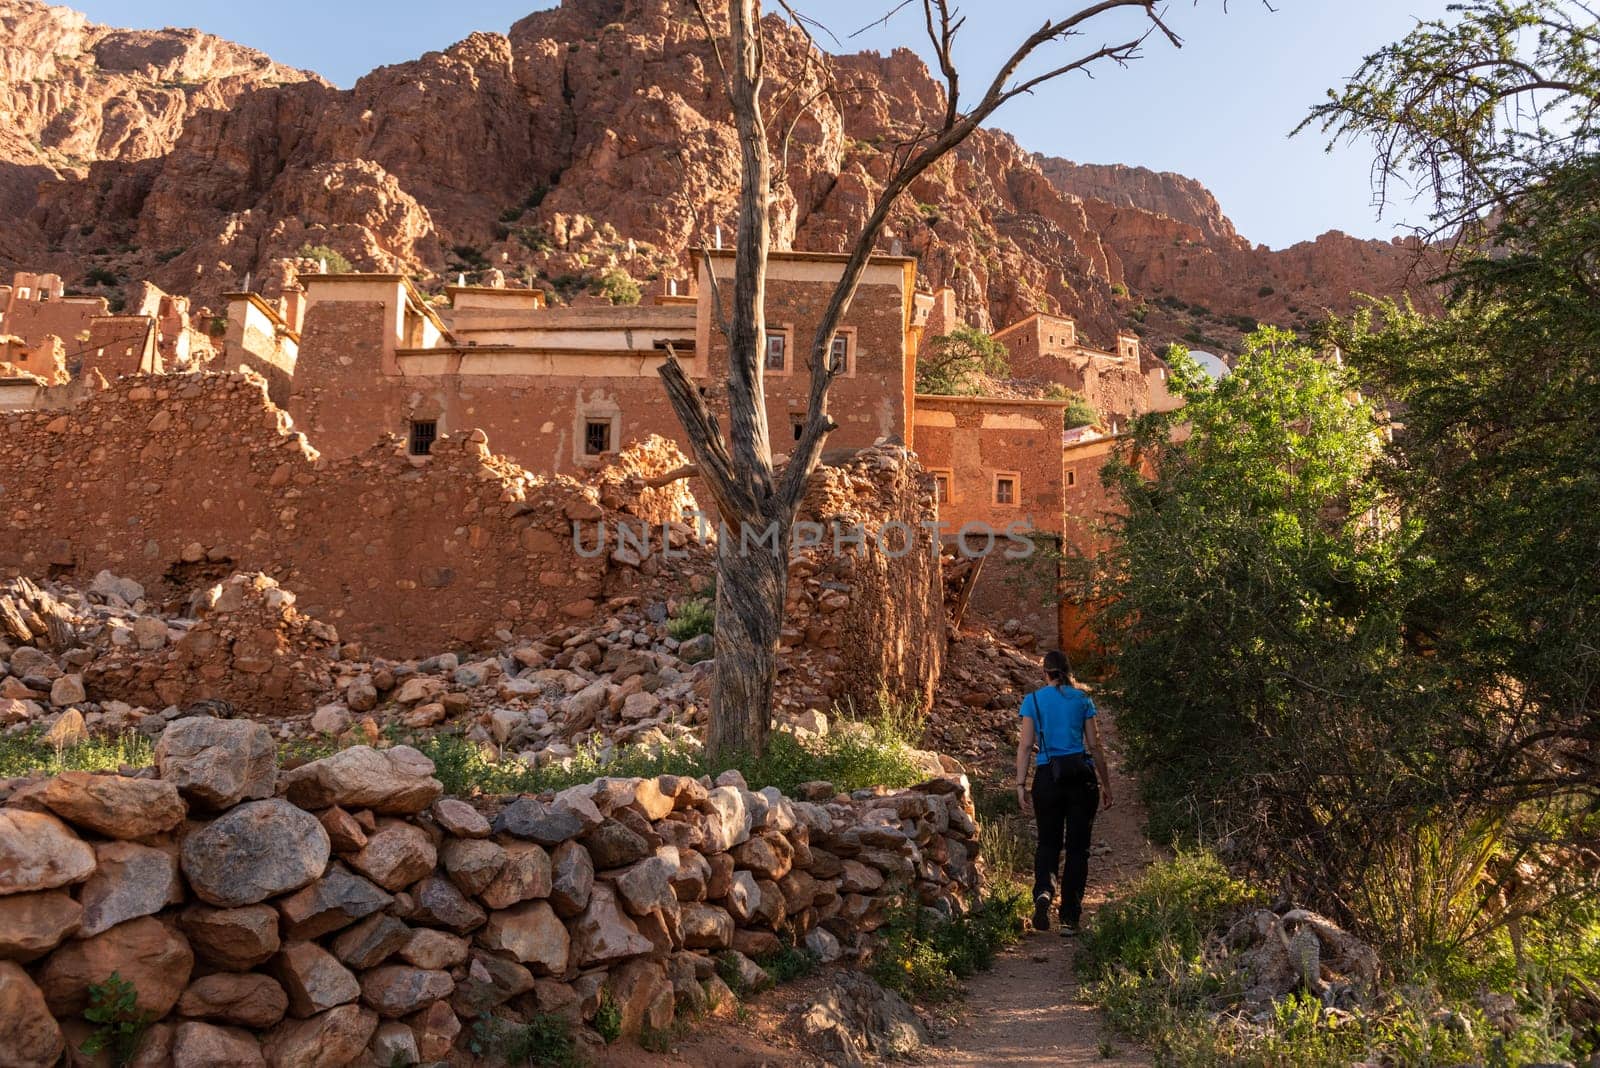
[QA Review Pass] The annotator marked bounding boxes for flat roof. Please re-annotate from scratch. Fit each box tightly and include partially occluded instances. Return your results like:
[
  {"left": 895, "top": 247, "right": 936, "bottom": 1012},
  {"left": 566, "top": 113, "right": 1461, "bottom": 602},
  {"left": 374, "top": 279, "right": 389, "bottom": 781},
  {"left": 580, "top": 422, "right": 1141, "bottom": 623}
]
[
  {"left": 914, "top": 393, "right": 1069, "bottom": 409},
  {"left": 698, "top": 247, "right": 918, "bottom": 268}
]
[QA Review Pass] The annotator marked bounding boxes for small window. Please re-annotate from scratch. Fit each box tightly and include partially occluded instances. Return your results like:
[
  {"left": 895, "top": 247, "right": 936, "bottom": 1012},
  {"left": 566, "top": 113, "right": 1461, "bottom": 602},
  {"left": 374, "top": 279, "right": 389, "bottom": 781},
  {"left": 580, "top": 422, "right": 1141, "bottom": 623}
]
[
  {"left": 934, "top": 473, "right": 951, "bottom": 503},
  {"left": 829, "top": 335, "right": 849, "bottom": 373},
  {"left": 408, "top": 420, "right": 437, "bottom": 457},
  {"left": 584, "top": 419, "right": 612, "bottom": 456},
  {"left": 791, "top": 415, "right": 805, "bottom": 442},
  {"left": 765, "top": 333, "right": 786, "bottom": 371},
  {"left": 1067, "top": 469, "right": 1077, "bottom": 488},
  {"left": 995, "top": 475, "right": 1017, "bottom": 506}
]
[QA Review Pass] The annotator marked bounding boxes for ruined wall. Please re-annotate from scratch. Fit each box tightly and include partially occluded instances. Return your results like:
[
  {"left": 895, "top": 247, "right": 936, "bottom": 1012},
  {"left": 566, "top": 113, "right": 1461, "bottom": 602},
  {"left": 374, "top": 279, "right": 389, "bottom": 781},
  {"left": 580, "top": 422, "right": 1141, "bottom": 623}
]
[
  {"left": 0, "top": 372, "right": 696, "bottom": 656},
  {"left": 783, "top": 445, "right": 945, "bottom": 717},
  {"left": 0, "top": 733, "right": 981, "bottom": 1065}
]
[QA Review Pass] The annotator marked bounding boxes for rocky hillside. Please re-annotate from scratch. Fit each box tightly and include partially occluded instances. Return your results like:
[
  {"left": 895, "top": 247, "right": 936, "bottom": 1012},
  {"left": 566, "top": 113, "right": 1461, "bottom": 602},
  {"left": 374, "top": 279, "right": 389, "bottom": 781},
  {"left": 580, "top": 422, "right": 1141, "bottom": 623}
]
[{"left": 0, "top": 0, "right": 1422, "bottom": 351}]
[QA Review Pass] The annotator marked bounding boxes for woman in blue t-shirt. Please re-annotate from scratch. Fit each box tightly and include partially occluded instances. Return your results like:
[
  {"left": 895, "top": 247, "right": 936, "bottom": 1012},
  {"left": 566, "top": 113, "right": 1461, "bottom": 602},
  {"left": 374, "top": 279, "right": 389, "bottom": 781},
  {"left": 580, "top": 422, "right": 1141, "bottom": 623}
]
[{"left": 1015, "top": 650, "right": 1114, "bottom": 936}]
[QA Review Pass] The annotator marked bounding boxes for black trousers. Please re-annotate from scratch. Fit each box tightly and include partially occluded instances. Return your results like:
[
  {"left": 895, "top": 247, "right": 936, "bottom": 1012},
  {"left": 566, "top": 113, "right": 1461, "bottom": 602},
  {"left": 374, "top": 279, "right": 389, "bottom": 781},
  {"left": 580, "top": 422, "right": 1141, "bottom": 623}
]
[{"left": 1032, "top": 764, "right": 1099, "bottom": 924}]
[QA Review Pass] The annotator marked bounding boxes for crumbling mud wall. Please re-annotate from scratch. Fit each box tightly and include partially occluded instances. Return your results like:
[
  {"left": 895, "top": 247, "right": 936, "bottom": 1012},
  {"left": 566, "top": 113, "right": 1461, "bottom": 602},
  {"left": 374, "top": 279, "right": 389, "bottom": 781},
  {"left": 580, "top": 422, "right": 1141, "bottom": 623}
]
[
  {"left": 0, "top": 733, "right": 982, "bottom": 1065},
  {"left": 784, "top": 446, "right": 945, "bottom": 717},
  {"left": 0, "top": 372, "right": 697, "bottom": 656}
]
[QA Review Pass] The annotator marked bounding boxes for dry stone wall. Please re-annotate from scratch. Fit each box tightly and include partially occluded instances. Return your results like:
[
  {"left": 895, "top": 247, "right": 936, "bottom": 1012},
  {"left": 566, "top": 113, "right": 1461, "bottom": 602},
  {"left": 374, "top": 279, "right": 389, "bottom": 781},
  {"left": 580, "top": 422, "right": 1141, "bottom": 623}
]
[{"left": 0, "top": 729, "right": 981, "bottom": 1066}]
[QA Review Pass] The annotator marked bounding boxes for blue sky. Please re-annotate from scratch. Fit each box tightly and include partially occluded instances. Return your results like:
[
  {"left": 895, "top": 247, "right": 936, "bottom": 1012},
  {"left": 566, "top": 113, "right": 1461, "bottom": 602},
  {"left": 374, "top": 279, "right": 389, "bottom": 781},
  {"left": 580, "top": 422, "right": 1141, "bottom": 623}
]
[{"left": 68, "top": 1, "right": 1454, "bottom": 249}]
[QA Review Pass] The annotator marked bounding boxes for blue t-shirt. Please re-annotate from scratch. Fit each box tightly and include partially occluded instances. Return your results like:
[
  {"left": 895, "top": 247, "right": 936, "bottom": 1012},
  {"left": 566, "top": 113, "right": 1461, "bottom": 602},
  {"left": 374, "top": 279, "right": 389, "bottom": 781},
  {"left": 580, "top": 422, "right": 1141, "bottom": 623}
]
[{"left": 1019, "top": 685, "right": 1097, "bottom": 765}]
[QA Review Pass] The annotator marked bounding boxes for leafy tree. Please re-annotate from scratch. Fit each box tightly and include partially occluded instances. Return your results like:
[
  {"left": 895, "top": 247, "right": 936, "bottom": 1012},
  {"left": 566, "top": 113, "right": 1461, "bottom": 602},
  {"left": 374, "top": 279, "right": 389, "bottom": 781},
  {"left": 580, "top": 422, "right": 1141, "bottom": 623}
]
[
  {"left": 915, "top": 326, "right": 1010, "bottom": 395},
  {"left": 592, "top": 268, "right": 641, "bottom": 306},
  {"left": 1090, "top": 330, "right": 1411, "bottom": 861},
  {"left": 1299, "top": 0, "right": 1600, "bottom": 236},
  {"left": 1043, "top": 383, "right": 1099, "bottom": 428}
]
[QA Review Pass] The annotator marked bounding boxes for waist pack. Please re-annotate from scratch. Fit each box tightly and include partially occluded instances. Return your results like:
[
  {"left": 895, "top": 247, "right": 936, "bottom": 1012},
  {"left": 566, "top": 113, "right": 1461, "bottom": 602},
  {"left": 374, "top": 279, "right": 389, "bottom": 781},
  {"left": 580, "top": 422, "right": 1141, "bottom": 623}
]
[{"left": 1045, "top": 752, "right": 1097, "bottom": 787}]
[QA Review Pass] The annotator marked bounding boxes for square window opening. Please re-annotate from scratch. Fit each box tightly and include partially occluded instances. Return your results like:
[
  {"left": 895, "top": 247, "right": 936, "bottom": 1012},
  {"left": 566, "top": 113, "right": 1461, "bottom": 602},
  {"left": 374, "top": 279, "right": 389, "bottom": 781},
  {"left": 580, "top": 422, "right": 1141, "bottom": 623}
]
[
  {"left": 584, "top": 419, "right": 613, "bottom": 456},
  {"left": 995, "top": 476, "right": 1016, "bottom": 505},
  {"left": 934, "top": 474, "right": 951, "bottom": 503},
  {"left": 829, "top": 335, "right": 849, "bottom": 373},
  {"left": 765, "top": 333, "right": 787, "bottom": 371},
  {"left": 408, "top": 420, "right": 437, "bottom": 457}
]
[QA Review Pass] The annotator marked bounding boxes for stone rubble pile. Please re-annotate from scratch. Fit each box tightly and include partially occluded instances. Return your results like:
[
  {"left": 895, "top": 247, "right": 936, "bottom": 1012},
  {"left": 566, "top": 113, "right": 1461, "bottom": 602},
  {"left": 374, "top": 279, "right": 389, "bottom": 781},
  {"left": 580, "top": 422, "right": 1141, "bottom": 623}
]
[
  {"left": 928, "top": 621, "right": 1045, "bottom": 769},
  {"left": 0, "top": 726, "right": 982, "bottom": 1066}
]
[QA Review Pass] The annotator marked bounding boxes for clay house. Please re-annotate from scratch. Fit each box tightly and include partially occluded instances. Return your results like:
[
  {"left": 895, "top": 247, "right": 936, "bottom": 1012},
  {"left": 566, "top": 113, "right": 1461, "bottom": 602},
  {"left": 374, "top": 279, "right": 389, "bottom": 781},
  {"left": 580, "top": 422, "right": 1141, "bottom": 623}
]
[
  {"left": 279, "top": 249, "right": 926, "bottom": 476},
  {"left": 913, "top": 393, "right": 1069, "bottom": 647},
  {"left": 993, "top": 311, "right": 1178, "bottom": 427},
  {"left": 222, "top": 289, "right": 301, "bottom": 405},
  {"left": 0, "top": 270, "right": 164, "bottom": 387},
  {"left": 1057, "top": 424, "right": 1139, "bottom": 663}
]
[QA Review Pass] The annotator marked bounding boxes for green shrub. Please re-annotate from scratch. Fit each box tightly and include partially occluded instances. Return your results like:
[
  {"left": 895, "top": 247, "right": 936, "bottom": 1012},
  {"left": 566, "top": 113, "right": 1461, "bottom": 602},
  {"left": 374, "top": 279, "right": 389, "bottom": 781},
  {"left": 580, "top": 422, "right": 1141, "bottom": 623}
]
[
  {"left": 594, "top": 990, "right": 622, "bottom": 1043},
  {"left": 468, "top": 1013, "right": 581, "bottom": 1067},
  {"left": 0, "top": 732, "right": 152, "bottom": 779},
  {"left": 869, "top": 886, "right": 1027, "bottom": 1002},
  {"left": 296, "top": 243, "right": 353, "bottom": 274},
  {"left": 84, "top": 266, "right": 118, "bottom": 286},
  {"left": 758, "top": 944, "right": 820, "bottom": 984},
  {"left": 667, "top": 597, "right": 714, "bottom": 642},
  {"left": 916, "top": 326, "right": 1009, "bottom": 395},
  {"left": 80, "top": 973, "right": 152, "bottom": 1066},
  {"left": 592, "top": 268, "right": 641, "bottom": 306}
]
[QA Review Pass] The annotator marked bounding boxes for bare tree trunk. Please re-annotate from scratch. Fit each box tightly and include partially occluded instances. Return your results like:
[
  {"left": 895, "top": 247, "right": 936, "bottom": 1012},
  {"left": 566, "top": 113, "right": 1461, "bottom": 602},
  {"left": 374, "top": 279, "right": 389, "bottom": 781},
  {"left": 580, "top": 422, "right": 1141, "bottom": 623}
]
[{"left": 707, "top": 512, "right": 790, "bottom": 755}]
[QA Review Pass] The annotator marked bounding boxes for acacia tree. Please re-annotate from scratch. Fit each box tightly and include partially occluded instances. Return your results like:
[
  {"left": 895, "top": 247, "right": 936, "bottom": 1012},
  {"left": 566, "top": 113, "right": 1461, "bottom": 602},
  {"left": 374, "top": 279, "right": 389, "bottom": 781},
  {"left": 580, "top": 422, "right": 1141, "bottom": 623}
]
[{"left": 660, "top": 0, "right": 1191, "bottom": 758}]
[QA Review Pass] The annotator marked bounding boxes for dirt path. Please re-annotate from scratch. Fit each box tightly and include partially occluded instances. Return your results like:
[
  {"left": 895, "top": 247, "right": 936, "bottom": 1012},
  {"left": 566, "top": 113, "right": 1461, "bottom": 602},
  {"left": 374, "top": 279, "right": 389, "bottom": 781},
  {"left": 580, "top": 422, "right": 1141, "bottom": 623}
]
[{"left": 922, "top": 709, "right": 1159, "bottom": 1067}]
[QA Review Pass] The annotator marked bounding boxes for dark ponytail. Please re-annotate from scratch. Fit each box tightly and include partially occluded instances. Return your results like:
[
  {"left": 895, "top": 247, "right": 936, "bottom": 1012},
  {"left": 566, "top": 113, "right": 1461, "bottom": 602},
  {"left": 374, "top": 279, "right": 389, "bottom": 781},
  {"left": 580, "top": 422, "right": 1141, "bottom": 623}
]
[{"left": 1042, "top": 649, "right": 1076, "bottom": 691}]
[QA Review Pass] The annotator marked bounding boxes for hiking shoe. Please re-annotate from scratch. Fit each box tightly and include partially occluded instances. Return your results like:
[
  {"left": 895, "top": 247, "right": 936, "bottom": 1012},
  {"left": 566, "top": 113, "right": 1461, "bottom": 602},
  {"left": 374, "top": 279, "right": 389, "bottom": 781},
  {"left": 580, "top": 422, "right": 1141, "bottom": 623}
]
[
  {"left": 1059, "top": 922, "right": 1080, "bottom": 938},
  {"left": 1031, "top": 895, "right": 1052, "bottom": 933}
]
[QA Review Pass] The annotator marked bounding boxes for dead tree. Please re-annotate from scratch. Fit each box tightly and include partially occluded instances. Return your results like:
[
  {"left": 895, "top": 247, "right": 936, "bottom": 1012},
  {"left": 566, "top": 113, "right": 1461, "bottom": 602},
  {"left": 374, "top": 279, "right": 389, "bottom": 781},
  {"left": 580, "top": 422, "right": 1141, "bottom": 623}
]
[{"left": 663, "top": 0, "right": 1186, "bottom": 758}]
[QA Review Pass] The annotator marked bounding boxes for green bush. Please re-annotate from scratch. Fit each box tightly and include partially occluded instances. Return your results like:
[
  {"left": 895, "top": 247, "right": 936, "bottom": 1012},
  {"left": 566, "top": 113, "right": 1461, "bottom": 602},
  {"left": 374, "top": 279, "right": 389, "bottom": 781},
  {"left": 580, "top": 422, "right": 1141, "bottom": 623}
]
[
  {"left": 915, "top": 326, "right": 1009, "bottom": 395},
  {"left": 758, "top": 944, "right": 820, "bottom": 984},
  {"left": 0, "top": 732, "right": 152, "bottom": 779},
  {"left": 869, "top": 886, "right": 1027, "bottom": 1002},
  {"left": 592, "top": 268, "right": 641, "bottom": 306},
  {"left": 468, "top": 1012, "right": 581, "bottom": 1067},
  {"left": 593, "top": 990, "right": 622, "bottom": 1043},
  {"left": 667, "top": 597, "right": 714, "bottom": 642},
  {"left": 296, "top": 243, "right": 353, "bottom": 274},
  {"left": 80, "top": 973, "right": 152, "bottom": 1066}
]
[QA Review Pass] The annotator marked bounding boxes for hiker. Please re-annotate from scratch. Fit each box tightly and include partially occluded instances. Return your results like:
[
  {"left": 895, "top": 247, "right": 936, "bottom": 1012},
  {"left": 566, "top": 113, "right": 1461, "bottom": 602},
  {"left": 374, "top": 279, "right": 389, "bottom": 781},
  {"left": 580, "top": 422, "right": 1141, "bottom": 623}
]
[{"left": 1016, "top": 649, "right": 1113, "bottom": 936}]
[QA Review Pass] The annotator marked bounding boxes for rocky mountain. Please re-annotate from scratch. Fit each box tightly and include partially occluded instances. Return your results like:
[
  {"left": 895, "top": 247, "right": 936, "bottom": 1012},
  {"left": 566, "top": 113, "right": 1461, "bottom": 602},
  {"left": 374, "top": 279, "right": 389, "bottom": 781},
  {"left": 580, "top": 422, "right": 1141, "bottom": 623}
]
[{"left": 0, "top": 0, "right": 1423, "bottom": 351}]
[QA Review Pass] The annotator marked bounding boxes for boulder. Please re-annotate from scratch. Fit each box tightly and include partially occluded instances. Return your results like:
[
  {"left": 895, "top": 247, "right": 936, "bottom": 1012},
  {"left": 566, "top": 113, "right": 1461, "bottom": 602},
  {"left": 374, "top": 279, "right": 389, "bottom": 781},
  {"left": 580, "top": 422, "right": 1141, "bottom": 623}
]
[
  {"left": 261, "top": 1004, "right": 378, "bottom": 1068},
  {"left": 183, "top": 799, "right": 331, "bottom": 908},
  {"left": 49, "top": 673, "right": 85, "bottom": 708},
  {"left": 492, "top": 797, "right": 584, "bottom": 845},
  {"left": 36, "top": 915, "right": 193, "bottom": 1016},
  {"left": 478, "top": 840, "right": 552, "bottom": 909},
  {"left": 178, "top": 973, "right": 289, "bottom": 1028},
  {"left": 0, "top": 809, "right": 95, "bottom": 894},
  {"left": 406, "top": 999, "right": 460, "bottom": 1061},
  {"left": 273, "top": 942, "right": 360, "bottom": 1018},
  {"left": 583, "top": 818, "right": 650, "bottom": 869},
  {"left": 316, "top": 807, "right": 367, "bottom": 853},
  {"left": 613, "top": 855, "right": 676, "bottom": 916},
  {"left": 724, "top": 870, "right": 761, "bottom": 925},
  {"left": 398, "top": 928, "right": 468, "bottom": 971},
  {"left": 731, "top": 833, "right": 794, "bottom": 880},
  {"left": 732, "top": 928, "right": 782, "bottom": 958},
  {"left": 0, "top": 961, "right": 65, "bottom": 1068},
  {"left": 451, "top": 951, "right": 535, "bottom": 1017},
  {"left": 0, "top": 890, "right": 82, "bottom": 962},
  {"left": 478, "top": 900, "right": 569, "bottom": 975},
  {"left": 720, "top": 950, "right": 772, "bottom": 994},
  {"left": 440, "top": 837, "right": 505, "bottom": 897},
  {"left": 79, "top": 840, "right": 183, "bottom": 936},
  {"left": 348, "top": 823, "right": 436, "bottom": 891},
  {"left": 410, "top": 874, "right": 486, "bottom": 934},
  {"left": 359, "top": 965, "right": 453, "bottom": 1018},
  {"left": 796, "top": 971, "right": 926, "bottom": 1067},
  {"left": 178, "top": 904, "right": 281, "bottom": 970},
  {"left": 275, "top": 867, "right": 392, "bottom": 940},
  {"left": 155, "top": 716, "right": 277, "bottom": 810},
  {"left": 330, "top": 914, "right": 412, "bottom": 970},
  {"left": 679, "top": 903, "right": 733, "bottom": 949},
  {"left": 604, "top": 958, "right": 675, "bottom": 1038},
  {"left": 701, "top": 786, "right": 752, "bottom": 853},
  {"left": 280, "top": 746, "right": 442, "bottom": 815},
  {"left": 569, "top": 884, "right": 654, "bottom": 967},
  {"left": 430, "top": 798, "right": 489, "bottom": 838},
  {"left": 372, "top": 1020, "right": 419, "bottom": 1066},
  {"left": 172, "top": 1021, "right": 266, "bottom": 1068},
  {"left": 40, "top": 772, "right": 185, "bottom": 840},
  {"left": 549, "top": 839, "right": 594, "bottom": 918}
]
